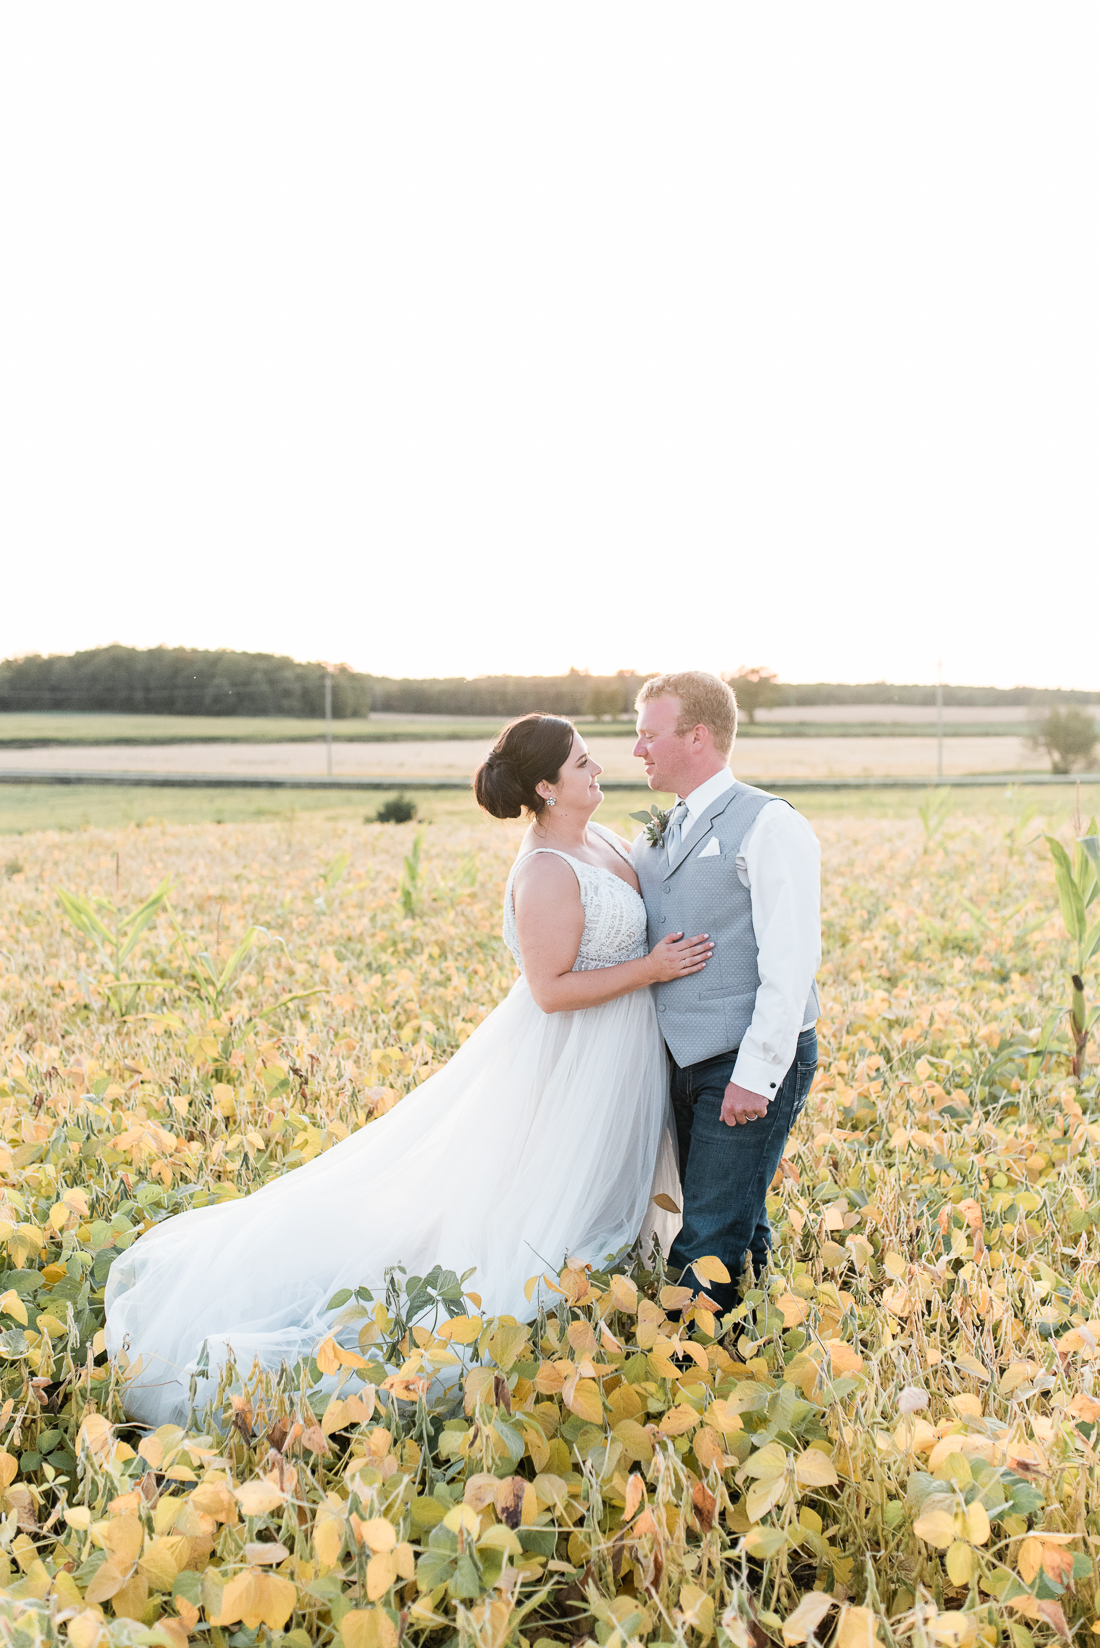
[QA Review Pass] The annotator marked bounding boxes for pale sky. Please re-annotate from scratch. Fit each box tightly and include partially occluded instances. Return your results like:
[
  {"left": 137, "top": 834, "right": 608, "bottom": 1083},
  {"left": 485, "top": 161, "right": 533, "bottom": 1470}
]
[{"left": 1, "top": 5, "right": 1097, "bottom": 689}]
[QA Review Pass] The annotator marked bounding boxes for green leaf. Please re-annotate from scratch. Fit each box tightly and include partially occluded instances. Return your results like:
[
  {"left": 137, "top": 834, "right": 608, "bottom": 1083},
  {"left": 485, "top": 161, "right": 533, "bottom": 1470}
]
[
  {"left": 117, "top": 877, "right": 174, "bottom": 963},
  {"left": 1047, "top": 837, "right": 1086, "bottom": 942},
  {"left": 56, "top": 888, "right": 114, "bottom": 956},
  {"left": 214, "top": 925, "right": 268, "bottom": 993}
]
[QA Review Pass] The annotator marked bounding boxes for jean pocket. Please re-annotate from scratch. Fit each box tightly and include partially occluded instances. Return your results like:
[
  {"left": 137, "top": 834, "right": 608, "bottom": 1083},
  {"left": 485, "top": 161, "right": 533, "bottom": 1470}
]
[{"left": 791, "top": 1058, "right": 818, "bottom": 1121}]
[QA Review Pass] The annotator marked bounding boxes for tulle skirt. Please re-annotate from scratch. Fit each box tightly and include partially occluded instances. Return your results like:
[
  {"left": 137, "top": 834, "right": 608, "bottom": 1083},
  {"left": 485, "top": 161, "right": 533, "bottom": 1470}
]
[{"left": 104, "top": 975, "right": 679, "bottom": 1427}]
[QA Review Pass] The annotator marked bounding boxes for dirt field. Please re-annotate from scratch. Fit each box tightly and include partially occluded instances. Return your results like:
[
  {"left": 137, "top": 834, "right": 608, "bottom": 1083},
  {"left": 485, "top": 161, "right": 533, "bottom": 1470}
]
[{"left": 0, "top": 732, "right": 1045, "bottom": 781}]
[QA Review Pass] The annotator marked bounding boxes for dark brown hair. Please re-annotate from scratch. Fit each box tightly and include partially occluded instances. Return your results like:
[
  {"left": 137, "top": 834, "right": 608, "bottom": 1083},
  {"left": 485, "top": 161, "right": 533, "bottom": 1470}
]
[{"left": 473, "top": 714, "right": 576, "bottom": 819}]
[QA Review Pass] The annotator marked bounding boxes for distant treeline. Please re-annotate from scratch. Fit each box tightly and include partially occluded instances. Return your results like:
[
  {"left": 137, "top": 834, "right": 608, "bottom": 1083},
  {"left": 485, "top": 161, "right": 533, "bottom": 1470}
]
[
  {"left": 367, "top": 675, "right": 1099, "bottom": 715},
  {"left": 0, "top": 647, "right": 1096, "bottom": 718},
  {"left": 0, "top": 647, "right": 370, "bottom": 718},
  {"left": 366, "top": 670, "right": 648, "bottom": 718}
]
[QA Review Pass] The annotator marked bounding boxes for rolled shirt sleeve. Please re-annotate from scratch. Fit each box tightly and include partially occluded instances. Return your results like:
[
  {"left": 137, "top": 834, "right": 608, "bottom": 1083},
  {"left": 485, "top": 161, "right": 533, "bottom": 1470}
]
[{"left": 729, "top": 801, "right": 821, "bottom": 1100}]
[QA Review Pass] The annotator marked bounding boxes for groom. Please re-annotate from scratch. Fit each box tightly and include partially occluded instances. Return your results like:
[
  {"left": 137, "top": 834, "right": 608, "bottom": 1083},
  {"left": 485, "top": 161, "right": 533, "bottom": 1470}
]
[{"left": 631, "top": 671, "right": 821, "bottom": 1315}]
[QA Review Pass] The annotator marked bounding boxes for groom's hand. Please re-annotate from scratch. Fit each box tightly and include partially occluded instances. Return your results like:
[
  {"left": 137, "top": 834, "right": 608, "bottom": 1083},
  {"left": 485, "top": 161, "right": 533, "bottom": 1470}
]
[{"left": 721, "top": 1082, "right": 769, "bottom": 1126}]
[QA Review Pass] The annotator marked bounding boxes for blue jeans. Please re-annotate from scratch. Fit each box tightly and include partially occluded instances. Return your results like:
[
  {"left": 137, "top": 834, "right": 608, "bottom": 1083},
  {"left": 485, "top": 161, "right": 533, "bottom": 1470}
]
[{"left": 666, "top": 1026, "right": 818, "bottom": 1313}]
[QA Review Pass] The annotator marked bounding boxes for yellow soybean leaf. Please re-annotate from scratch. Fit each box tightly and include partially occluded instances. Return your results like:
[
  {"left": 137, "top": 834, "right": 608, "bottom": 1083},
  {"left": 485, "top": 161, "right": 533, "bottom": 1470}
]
[
  {"left": 741, "top": 1442, "right": 788, "bottom": 1480},
  {"left": 478, "top": 1524, "right": 522, "bottom": 1557},
  {"left": 659, "top": 1403, "right": 701, "bottom": 1436},
  {"left": 694, "top": 1427, "right": 729, "bottom": 1472},
  {"left": 962, "top": 1501, "right": 990, "bottom": 1546},
  {"left": 1018, "top": 1538, "right": 1045, "bottom": 1585},
  {"left": 138, "top": 1436, "right": 164, "bottom": 1470},
  {"left": 219, "top": 1570, "right": 297, "bottom": 1631},
  {"left": 692, "top": 1255, "right": 731, "bottom": 1285},
  {"left": 955, "top": 1352, "right": 991, "bottom": 1383},
  {"left": 101, "top": 1513, "right": 144, "bottom": 1566},
  {"left": 341, "top": 1608, "right": 399, "bottom": 1648},
  {"left": 191, "top": 1479, "right": 239, "bottom": 1523},
  {"left": 366, "top": 1550, "right": 397, "bottom": 1600},
  {"left": 315, "top": 1336, "right": 341, "bottom": 1374},
  {"left": 359, "top": 1518, "right": 396, "bottom": 1554},
  {"left": 0, "top": 1452, "right": 17, "bottom": 1491},
  {"left": 835, "top": 1606, "right": 886, "bottom": 1648},
  {"left": 746, "top": 1473, "right": 788, "bottom": 1522},
  {"left": 138, "top": 1535, "right": 189, "bottom": 1591},
  {"left": 563, "top": 1376, "right": 603, "bottom": 1424},
  {"left": 68, "top": 1612, "right": 106, "bottom": 1648},
  {"left": 0, "top": 1293, "right": 26, "bottom": 1327},
  {"left": 236, "top": 1481, "right": 287, "bottom": 1517},
  {"left": 776, "top": 1293, "right": 809, "bottom": 1328},
  {"left": 612, "top": 1419, "right": 654, "bottom": 1463},
  {"left": 607, "top": 1274, "right": 639, "bottom": 1313},
  {"left": 946, "top": 1541, "right": 977, "bottom": 1586},
  {"left": 782, "top": 1591, "right": 837, "bottom": 1645},
  {"left": 84, "top": 1560, "right": 126, "bottom": 1605},
  {"left": 624, "top": 1474, "right": 645, "bottom": 1521},
  {"left": 913, "top": 1499, "right": 957, "bottom": 1549},
  {"left": 443, "top": 1504, "right": 481, "bottom": 1536},
  {"left": 314, "top": 1510, "right": 345, "bottom": 1569},
  {"left": 824, "top": 1339, "right": 864, "bottom": 1377},
  {"left": 795, "top": 1448, "right": 839, "bottom": 1489},
  {"left": 436, "top": 1314, "right": 483, "bottom": 1345},
  {"left": 705, "top": 1398, "right": 743, "bottom": 1436}
]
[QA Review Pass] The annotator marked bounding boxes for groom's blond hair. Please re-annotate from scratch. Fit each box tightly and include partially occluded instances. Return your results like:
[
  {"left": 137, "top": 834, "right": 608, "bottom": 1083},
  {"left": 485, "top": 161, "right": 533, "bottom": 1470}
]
[{"left": 636, "top": 671, "right": 738, "bottom": 757}]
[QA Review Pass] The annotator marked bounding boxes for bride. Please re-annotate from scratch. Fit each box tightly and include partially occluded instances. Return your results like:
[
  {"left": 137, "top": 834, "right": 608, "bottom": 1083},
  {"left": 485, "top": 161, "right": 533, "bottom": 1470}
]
[{"left": 105, "top": 714, "right": 713, "bottom": 1427}]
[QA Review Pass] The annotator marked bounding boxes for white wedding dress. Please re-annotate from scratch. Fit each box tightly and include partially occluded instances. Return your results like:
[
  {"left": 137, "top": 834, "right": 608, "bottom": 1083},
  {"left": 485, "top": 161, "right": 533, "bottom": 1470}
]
[{"left": 105, "top": 825, "right": 679, "bottom": 1427}]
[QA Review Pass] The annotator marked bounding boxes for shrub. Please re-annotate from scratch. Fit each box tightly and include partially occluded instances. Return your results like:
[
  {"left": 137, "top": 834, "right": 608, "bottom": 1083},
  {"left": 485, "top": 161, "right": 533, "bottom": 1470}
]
[{"left": 374, "top": 794, "right": 418, "bottom": 824}]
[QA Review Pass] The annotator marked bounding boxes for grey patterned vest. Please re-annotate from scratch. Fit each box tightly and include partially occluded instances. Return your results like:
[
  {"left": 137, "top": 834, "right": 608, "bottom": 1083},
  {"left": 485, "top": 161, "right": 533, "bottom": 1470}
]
[{"left": 632, "top": 778, "right": 820, "bottom": 1068}]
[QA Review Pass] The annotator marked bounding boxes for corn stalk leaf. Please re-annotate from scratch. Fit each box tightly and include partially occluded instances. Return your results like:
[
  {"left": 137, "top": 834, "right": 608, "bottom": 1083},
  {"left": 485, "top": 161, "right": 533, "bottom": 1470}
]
[{"left": 1046, "top": 837, "right": 1086, "bottom": 944}]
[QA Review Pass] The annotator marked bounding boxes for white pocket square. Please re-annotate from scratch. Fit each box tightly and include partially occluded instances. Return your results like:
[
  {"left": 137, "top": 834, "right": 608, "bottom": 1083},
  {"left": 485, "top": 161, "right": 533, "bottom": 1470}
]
[{"left": 697, "top": 838, "right": 721, "bottom": 858}]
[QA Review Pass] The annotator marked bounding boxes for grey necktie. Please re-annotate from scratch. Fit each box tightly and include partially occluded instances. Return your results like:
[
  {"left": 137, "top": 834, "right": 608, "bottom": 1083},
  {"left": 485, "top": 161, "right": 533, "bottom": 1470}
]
[{"left": 665, "top": 800, "right": 690, "bottom": 862}]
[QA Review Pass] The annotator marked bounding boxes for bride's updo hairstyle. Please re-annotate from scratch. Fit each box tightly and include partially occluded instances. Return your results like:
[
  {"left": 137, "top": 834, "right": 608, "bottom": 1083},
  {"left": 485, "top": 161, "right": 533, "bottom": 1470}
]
[{"left": 474, "top": 714, "right": 576, "bottom": 819}]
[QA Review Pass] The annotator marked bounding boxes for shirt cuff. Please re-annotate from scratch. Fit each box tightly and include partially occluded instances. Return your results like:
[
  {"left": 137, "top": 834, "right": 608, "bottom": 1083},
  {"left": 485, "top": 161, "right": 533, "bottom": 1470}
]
[{"left": 731, "top": 1051, "right": 785, "bottom": 1102}]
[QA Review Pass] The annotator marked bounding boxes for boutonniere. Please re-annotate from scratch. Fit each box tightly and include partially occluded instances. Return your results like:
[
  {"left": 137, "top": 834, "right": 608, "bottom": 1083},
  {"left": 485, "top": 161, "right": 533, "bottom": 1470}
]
[{"left": 630, "top": 804, "right": 673, "bottom": 847}]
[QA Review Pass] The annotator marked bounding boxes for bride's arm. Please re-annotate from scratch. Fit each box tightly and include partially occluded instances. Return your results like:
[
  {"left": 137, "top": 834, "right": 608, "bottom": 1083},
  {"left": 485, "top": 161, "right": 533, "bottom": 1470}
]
[{"left": 512, "top": 855, "right": 713, "bottom": 1013}]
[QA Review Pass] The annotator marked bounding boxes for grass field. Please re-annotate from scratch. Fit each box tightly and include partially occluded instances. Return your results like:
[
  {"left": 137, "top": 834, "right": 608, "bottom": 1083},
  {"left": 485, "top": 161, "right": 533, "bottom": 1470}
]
[
  {"left": 0, "top": 715, "right": 507, "bottom": 748},
  {"left": 2, "top": 783, "right": 1099, "bottom": 838},
  {"left": 0, "top": 798, "right": 1098, "bottom": 1645}
]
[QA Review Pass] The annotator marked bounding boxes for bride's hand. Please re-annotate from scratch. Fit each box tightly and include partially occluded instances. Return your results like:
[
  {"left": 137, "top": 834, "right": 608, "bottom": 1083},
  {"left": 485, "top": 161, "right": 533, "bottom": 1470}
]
[{"left": 647, "top": 932, "right": 714, "bottom": 982}]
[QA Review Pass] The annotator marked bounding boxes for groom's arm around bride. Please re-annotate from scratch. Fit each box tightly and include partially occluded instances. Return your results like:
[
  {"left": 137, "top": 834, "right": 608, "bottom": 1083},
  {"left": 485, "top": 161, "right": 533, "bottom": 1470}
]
[{"left": 631, "top": 671, "right": 821, "bottom": 1315}]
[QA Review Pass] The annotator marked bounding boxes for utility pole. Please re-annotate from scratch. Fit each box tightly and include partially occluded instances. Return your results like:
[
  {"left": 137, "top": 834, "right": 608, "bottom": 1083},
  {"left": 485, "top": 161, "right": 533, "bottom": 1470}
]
[
  {"left": 936, "top": 658, "right": 944, "bottom": 780},
  {"left": 325, "top": 670, "right": 333, "bottom": 777}
]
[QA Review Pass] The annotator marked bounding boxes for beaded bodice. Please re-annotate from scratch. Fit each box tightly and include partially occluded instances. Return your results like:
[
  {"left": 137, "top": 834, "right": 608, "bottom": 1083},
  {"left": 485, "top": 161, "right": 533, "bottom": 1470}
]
[{"left": 503, "top": 827, "right": 648, "bottom": 973}]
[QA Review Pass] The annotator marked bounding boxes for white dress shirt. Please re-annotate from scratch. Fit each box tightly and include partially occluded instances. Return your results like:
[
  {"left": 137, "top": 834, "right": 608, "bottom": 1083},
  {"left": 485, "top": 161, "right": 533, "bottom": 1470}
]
[{"left": 673, "top": 768, "right": 821, "bottom": 1100}]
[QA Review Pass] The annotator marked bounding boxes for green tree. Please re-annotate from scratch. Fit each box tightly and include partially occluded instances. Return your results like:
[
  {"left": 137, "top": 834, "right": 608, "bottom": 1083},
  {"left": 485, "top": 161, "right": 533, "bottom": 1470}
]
[
  {"left": 1029, "top": 708, "right": 1098, "bottom": 774},
  {"left": 586, "top": 682, "right": 627, "bottom": 719},
  {"left": 726, "top": 666, "right": 780, "bottom": 724}
]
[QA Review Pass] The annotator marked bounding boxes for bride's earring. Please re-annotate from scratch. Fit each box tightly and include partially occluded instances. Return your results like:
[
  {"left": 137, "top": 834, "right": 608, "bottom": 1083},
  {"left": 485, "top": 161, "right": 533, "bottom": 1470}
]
[{"left": 547, "top": 797, "right": 556, "bottom": 807}]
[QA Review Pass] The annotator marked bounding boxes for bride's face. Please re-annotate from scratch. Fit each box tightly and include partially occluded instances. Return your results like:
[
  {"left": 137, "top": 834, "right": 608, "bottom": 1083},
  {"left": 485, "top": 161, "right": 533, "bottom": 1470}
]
[{"left": 540, "top": 733, "right": 604, "bottom": 816}]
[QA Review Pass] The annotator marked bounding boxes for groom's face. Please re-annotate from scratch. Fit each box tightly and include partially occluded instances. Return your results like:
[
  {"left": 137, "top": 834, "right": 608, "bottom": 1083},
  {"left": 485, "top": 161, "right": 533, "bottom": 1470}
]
[{"left": 633, "top": 695, "right": 690, "bottom": 794}]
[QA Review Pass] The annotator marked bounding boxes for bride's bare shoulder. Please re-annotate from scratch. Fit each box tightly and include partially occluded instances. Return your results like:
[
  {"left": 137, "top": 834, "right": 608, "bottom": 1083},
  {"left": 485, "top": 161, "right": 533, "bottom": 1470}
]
[{"left": 511, "top": 849, "right": 580, "bottom": 905}]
